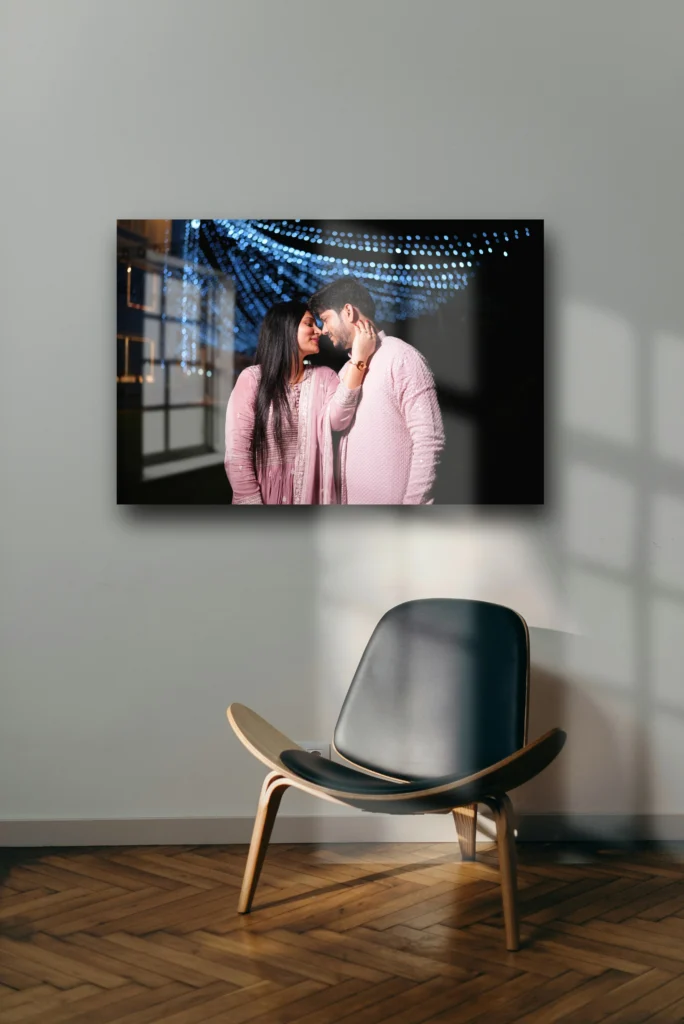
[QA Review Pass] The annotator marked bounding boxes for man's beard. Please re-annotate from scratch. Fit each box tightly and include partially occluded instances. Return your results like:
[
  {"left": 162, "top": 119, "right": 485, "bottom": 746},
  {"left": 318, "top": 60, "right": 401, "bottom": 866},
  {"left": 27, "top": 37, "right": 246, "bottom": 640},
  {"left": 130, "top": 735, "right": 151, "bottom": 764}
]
[{"left": 331, "top": 322, "right": 353, "bottom": 350}]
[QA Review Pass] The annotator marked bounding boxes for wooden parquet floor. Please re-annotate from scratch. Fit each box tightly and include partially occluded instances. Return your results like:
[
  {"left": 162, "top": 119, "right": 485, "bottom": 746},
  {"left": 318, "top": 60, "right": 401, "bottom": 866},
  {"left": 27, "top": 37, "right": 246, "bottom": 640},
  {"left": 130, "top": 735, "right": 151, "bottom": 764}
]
[{"left": 2, "top": 841, "right": 684, "bottom": 1023}]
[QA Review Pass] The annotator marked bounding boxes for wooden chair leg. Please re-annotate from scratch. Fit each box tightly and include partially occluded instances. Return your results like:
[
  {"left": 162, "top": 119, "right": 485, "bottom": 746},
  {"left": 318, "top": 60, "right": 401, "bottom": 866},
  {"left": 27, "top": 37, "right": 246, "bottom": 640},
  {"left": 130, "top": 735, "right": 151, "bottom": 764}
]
[
  {"left": 483, "top": 794, "right": 519, "bottom": 951},
  {"left": 238, "top": 771, "right": 289, "bottom": 914},
  {"left": 452, "top": 804, "right": 478, "bottom": 861}
]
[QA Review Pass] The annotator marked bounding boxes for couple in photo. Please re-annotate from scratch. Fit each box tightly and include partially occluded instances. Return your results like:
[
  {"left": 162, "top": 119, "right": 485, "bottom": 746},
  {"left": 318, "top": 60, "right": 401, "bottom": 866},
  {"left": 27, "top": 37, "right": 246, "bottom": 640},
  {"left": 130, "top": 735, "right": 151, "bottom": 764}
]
[{"left": 224, "top": 278, "right": 445, "bottom": 505}]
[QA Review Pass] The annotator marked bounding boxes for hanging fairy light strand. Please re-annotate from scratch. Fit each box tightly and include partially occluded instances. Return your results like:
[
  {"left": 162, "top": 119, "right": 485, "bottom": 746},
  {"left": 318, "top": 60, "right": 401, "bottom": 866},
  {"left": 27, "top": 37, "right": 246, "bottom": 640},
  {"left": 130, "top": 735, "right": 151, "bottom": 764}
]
[
  {"left": 177, "top": 220, "right": 204, "bottom": 373},
  {"left": 160, "top": 219, "right": 171, "bottom": 374}
]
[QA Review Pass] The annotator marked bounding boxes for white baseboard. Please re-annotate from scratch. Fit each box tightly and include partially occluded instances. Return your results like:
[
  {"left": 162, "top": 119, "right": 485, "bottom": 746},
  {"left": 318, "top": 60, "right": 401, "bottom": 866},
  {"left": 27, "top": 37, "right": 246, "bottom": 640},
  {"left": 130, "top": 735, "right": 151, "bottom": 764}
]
[
  {"left": 0, "top": 815, "right": 469, "bottom": 847},
  {"left": 2, "top": 814, "right": 684, "bottom": 847}
]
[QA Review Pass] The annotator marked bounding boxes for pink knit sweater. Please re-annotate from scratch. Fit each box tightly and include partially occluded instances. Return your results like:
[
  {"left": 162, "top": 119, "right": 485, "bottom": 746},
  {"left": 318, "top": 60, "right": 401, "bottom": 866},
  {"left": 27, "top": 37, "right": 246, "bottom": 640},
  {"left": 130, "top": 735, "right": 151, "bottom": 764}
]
[{"left": 338, "top": 332, "right": 445, "bottom": 504}]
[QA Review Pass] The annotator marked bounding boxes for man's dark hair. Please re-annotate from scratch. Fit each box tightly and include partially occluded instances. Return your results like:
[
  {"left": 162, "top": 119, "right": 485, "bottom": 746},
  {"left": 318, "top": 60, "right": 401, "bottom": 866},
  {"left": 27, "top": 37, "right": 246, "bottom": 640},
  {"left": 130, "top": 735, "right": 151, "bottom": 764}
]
[{"left": 309, "top": 277, "right": 376, "bottom": 321}]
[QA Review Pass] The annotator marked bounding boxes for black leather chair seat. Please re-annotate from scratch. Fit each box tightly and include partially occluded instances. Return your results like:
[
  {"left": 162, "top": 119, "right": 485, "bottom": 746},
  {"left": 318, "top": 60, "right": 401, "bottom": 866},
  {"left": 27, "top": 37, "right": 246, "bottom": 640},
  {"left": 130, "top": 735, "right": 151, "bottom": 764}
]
[{"left": 280, "top": 748, "right": 474, "bottom": 814}]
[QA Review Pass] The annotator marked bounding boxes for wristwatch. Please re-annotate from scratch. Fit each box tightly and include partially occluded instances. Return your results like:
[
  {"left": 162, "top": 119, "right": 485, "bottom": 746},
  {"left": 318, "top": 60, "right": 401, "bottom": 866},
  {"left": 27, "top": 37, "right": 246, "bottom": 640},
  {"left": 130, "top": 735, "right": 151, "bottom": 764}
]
[{"left": 349, "top": 358, "right": 368, "bottom": 371}]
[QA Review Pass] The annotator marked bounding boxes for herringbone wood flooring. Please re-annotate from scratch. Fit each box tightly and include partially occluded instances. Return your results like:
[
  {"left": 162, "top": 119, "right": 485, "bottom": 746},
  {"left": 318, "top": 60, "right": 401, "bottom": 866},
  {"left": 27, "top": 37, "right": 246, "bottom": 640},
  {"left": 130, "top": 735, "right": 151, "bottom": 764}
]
[{"left": 2, "top": 841, "right": 684, "bottom": 1023}]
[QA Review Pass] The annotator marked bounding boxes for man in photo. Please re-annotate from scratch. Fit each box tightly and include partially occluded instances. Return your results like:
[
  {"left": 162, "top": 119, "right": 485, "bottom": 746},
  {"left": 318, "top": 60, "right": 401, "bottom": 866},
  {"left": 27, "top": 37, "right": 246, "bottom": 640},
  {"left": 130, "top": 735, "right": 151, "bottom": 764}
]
[{"left": 309, "top": 278, "right": 445, "bottom": 505}]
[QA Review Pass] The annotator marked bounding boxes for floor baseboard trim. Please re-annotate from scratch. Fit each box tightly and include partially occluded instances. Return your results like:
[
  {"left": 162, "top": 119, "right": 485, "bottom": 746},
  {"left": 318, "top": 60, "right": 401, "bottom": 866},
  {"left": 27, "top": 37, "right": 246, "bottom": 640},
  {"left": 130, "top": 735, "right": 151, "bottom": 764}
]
[
  {"left": 0, "top": 815, "right": 463, "bottom": 847},
  {"left": 2, "top": 814, "right": 684, "bottom": 848}
]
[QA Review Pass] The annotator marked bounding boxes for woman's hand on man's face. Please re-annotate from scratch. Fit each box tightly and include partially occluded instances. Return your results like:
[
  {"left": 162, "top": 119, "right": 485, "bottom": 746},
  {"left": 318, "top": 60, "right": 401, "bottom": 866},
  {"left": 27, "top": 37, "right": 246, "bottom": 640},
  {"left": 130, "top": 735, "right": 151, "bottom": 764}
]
[{"left": 351, "top": 319, "right": 377, "bottom": 363}]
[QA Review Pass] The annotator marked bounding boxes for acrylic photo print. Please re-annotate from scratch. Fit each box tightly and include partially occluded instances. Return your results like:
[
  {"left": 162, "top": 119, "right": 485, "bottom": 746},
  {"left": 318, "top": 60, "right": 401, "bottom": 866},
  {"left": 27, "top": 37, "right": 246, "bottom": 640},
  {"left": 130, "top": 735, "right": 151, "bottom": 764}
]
[{"left": 117, "top": 219, "right": 544, "bottom": 505}]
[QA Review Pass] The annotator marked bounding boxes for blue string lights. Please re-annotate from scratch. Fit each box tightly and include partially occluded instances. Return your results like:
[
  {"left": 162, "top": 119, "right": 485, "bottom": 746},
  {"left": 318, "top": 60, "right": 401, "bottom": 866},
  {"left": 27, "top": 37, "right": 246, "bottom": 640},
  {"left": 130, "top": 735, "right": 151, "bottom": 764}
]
[
  {"left": 184, "top": 220, "right": 533, "bottom": 354},
  {"left": 178, "top": 219, "right": 203, "bottom": 372}
]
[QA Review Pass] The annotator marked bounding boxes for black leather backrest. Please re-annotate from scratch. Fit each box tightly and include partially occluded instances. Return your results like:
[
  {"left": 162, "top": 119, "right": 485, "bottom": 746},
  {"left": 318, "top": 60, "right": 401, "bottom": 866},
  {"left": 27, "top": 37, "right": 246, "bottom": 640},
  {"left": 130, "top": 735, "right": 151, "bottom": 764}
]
[{"left": 333, "top": 599, "right": 528, "bottom": 781}]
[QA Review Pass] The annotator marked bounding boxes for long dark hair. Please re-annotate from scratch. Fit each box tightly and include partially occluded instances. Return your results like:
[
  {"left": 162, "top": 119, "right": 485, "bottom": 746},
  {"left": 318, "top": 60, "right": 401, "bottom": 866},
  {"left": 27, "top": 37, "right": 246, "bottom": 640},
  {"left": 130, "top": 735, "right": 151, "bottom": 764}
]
[{"left": 251, "top": 300, "right": 308, "bottom": 476}]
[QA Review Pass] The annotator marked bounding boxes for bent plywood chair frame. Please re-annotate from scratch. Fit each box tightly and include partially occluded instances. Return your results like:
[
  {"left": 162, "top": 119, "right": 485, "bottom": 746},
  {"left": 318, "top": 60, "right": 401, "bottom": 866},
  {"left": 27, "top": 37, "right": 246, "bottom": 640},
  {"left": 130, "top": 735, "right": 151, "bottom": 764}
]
[{"left": 226, "top": 701, "right": 566, "bottom": 951}]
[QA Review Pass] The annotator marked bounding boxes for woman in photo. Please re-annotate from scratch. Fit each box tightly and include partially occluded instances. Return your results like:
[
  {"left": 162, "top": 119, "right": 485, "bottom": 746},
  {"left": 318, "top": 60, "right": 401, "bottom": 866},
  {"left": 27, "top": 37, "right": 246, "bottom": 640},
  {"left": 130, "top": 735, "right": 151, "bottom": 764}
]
[{"left": 224, "top": 300, "right": 362, "bottom": 504}]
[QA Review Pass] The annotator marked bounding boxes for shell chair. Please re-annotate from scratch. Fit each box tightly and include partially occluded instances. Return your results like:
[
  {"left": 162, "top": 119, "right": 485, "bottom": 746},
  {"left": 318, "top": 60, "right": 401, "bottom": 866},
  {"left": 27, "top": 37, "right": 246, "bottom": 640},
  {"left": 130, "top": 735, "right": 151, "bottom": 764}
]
[{"left": 227, "top": 598, "right": 566, "bottom": 951}]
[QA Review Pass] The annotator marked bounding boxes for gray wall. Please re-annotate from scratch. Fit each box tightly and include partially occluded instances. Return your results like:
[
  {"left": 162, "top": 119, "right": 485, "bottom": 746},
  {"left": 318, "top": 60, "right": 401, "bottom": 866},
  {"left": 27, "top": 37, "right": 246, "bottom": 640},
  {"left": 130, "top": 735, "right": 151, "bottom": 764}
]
[{"left": 2, "top": 0, "right": 684, "bottom": 842}]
